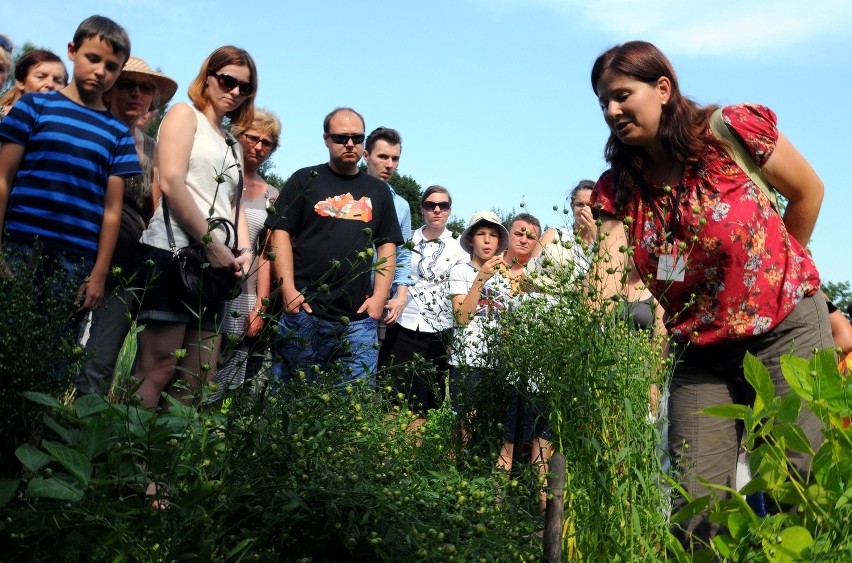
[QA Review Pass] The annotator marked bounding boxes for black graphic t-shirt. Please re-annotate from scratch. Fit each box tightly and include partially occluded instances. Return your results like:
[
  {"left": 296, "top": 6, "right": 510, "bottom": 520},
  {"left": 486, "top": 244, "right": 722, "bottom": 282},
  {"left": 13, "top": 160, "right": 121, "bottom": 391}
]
[{"left": 266, "top": 163, "right": 403, "bottom": 320}]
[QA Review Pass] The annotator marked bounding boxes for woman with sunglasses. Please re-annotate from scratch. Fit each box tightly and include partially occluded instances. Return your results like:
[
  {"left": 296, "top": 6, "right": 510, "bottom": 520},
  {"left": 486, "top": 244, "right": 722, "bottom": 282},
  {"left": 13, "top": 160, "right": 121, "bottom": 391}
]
[
  {"left": 212, "top": 108, "right": 281, "bottom": 401},
  {"left": 134, "top": 46, "right": 257, "bottom": 409},
  {"left": 0, "top": 49, "right": 68, "bottom": 120},
  {"left": 590, "top": 40, "right": 830, "bottom": 544},
  {"left": 378, "top": 186, "right": 469, "bottom": 425},
  {"left": 76, "top": 57, "right": 177, "bottom": 396}
]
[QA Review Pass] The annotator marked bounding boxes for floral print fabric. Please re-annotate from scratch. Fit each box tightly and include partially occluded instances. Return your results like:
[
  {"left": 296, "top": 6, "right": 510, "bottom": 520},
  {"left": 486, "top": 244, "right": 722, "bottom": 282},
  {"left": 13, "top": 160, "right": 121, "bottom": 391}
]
[{"left": 593, "top": 104, "right": 820, "bottom": 345}]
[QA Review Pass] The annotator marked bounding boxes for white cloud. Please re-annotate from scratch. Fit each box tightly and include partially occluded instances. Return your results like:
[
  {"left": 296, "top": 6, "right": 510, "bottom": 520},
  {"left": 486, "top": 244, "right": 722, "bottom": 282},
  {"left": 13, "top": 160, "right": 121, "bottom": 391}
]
[{"left": 480, "top": 0, "right": 852, "bottom": 54}]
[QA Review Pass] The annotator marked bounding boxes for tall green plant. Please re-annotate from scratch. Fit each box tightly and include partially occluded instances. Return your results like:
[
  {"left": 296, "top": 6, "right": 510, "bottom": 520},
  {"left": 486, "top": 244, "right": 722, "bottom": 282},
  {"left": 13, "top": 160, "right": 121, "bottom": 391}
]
[
  {"left": 487, "top": 283, "right": 673, "bottom": 560},
  {"left": 677, "top": 349, "right": 852, "bottom": 561},
  {"left": 0, "top": 245, "right": 88, "bottom": 478}
]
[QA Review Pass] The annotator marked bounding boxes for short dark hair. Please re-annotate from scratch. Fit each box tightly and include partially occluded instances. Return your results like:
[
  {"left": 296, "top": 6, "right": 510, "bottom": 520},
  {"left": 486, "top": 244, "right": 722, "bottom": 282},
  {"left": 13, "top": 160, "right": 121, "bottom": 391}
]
[
  {"left": 421, "top": 185, "right": 452, "bottom": 208},
  {"left": 365, "top": 126, "right": 402, "bottom": 153},
  {"left": 72, "top": 15, "right": 131, "bottom": 62},
  {"left": 509, "top": 212, "right": 541, "bottom": 235},
  {"left": 323, "top": 106, "right": 365, "bottom": 133},
  {"left": 569, "top": 179, "right": 595, "bottom": 205},
  {"left": 0, "top": 50, "right": 67, "bottom": 108}
]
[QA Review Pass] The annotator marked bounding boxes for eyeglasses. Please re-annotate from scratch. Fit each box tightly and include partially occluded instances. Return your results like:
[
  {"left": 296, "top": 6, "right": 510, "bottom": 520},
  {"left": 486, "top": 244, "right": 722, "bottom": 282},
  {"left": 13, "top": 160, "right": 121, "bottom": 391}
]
[
  {"left": 422, "top": 201, "right": 451, "bottom": 212},
  {"left": 210, "top": 72, "right": 254, "bottom": 96},
  {"left": 115, "top": 78, "right": 156, "bottom": 95},
  {"left": 241, "top": 132, "right": 275, "bottom": 150},
  {"left": 326, "top": 133, "right": 365, "bottom": 145},
  {"left": 0, "top": 35, "right": 13, "bottom": 54}
]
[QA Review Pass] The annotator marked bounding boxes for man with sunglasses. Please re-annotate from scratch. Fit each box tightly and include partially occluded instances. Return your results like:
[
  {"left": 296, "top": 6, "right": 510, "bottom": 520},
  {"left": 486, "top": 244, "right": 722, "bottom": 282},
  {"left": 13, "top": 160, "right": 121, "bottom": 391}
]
[
  {"left": 363, "top": 126, "right": 413, "bottom": 329},
  {"left": 265, "top": 107, "right": 403, "bottom": 388}
]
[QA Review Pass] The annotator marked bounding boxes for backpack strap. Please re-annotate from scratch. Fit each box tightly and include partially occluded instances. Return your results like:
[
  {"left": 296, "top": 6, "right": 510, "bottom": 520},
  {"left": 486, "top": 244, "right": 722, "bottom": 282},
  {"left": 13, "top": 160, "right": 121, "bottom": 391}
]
[{"left": 709, "top": 108, "right": 778, "bottom": 210}]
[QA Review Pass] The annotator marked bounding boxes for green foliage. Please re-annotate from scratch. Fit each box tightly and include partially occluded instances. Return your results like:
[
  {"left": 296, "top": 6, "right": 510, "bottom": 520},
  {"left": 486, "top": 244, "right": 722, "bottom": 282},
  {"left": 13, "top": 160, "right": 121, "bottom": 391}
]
[
  {"left": 258, "top": 159, "right": 287, "bottom": 190},
  {"left": 686, "top": 349, "right": 852, "bottom": 561},
  {"left": 477, "top": 274, "right": 674, "bottom": 560},
  {"left": 0, "top": 379, "right": 542, "bottom": 561},
  {"left": 389, "top": 172, "right": 424, "bottom": 230},
  {"left": 445, "top": 216, "right": 466, "bottom": 237},
  {"left": 822, "top": 280, "right": 852, "bottom": 313},
  {"left": 0, "top": 245, "right": 87, "bottom": 478}
]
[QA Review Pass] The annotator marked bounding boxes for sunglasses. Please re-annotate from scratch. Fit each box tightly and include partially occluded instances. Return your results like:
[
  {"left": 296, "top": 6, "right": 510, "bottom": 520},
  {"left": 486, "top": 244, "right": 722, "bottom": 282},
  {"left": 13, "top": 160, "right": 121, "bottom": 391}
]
[
  {"left": 0, "top": 35, "right": 12, "bottom": 54},
  {"left": 115, "top": 78, "right": 156, "bottom": 95},
  {"left": 241, "top": 132, "right": 275, "bottom": 150},
  {"left": 326, "top": 133, "right": 365, "bottom": 145},
  {"left": 211, "top": 72, "right": 254, "bottom": 96},
  {"left": 422, "top": 201, "right": 451, "bottom": 212}
]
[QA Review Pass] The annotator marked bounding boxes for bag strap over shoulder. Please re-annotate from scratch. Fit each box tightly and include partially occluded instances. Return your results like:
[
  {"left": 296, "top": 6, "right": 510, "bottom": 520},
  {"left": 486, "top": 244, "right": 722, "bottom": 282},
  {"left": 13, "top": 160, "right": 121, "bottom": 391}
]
[
  {"left": 162, "top": 134, "right": 245, "bottom": 254},
  {"left": 709, "top": 108, "right": 779, "bottom": 210}
]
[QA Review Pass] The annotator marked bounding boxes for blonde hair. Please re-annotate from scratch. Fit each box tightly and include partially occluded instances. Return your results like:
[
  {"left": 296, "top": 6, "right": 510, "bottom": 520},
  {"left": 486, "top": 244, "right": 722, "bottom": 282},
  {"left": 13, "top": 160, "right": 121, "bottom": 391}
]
[
  {"left": 187, "top": 45, "right": 257, "bottom": 129},
  {"left": 232, "top": 107, "right": 281, "bottom": 150}
]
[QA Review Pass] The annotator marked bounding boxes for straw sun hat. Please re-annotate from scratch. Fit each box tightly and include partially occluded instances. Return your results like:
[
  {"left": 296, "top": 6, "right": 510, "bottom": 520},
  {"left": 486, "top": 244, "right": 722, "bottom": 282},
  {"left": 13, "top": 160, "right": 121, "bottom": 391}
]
[{"left": 119, "top": 56, "right": 178, "bottom": 111}]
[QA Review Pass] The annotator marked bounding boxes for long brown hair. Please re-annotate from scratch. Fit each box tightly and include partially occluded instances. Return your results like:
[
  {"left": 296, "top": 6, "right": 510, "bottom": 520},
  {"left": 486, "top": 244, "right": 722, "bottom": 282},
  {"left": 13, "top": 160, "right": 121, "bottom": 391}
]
[
  {"left": 187, "top": 45, "right": 257, "bottom": 129},
  {"left": 591, "top": 41, "right": 723, "bottom": 210}
]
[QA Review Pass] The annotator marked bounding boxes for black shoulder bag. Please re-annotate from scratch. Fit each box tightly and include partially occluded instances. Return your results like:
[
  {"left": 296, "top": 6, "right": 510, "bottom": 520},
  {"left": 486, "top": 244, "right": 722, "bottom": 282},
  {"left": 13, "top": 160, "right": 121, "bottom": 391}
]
[{"left": 163, "top": 138, "right": 244, "bottom": 305}]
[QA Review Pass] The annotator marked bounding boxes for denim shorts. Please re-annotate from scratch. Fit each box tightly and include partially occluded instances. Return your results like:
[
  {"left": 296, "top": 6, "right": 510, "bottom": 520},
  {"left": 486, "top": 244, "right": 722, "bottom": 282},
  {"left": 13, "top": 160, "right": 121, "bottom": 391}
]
[{"left": 136, "top": 244, "right": 225, "bottom": 332}]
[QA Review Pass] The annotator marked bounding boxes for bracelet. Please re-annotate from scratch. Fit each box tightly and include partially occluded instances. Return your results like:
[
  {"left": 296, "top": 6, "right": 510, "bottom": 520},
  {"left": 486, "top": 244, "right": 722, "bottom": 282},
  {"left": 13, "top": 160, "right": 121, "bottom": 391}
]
[{"left": 238, "top": 247, "right": 253, "bottom": 255}]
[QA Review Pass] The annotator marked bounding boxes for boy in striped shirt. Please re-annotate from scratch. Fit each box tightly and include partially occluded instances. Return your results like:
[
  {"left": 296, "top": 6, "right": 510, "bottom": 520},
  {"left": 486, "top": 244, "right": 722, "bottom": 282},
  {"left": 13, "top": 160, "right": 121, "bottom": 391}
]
[{"left": 0, "top": 15, "right": 141, "bottom": 312}]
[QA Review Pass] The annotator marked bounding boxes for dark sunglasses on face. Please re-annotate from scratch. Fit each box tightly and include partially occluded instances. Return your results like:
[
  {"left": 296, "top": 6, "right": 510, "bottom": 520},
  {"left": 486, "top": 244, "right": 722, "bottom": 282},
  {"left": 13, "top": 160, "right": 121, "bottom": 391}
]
[
  {"left": 115, "top": 78, "right": 156, "bottom": 95},
  {"left": 422, "top": 201, "right": 451, "bottom": 212},
  {"left": 211, "top": 72, "right": 254, "bottom": 96},
  {"left": 241, "top": 132, "right": 275, "bottom": 150},
  {"left": 326, "top": 133, "right": 365, "bottom": 145}
]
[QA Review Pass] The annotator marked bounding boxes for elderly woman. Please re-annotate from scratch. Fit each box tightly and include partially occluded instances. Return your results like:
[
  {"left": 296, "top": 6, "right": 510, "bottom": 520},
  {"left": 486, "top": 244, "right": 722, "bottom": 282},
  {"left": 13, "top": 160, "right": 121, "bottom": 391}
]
[
  {"left": 134, "top": 46, "right": 257, "bottom": 409},
  {"left": 0, "top": 49, "right": 67, "bottom": 118},
  {"left": 212, "top": 108, "right": 281, "bottom": 400},
  {"left": 76, "top": 57, "right": 177, "bottom": 395}
]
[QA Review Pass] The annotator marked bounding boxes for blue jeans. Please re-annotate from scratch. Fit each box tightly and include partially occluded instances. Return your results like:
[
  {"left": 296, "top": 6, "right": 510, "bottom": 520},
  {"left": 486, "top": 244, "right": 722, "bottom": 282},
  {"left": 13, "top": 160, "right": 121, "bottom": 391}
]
[{"left": 272, "top": 311, "right": 378, "bottom": 387}]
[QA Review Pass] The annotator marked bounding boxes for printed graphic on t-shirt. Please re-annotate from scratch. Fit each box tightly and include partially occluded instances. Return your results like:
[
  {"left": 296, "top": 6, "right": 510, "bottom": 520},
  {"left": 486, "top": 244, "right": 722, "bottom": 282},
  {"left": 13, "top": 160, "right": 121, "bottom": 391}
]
[
  {"left": 477, "top": 284, "right": 510, "bottom": 317},
  {"left": 314, "top": 193, "right": 373, "bottom": 222}
]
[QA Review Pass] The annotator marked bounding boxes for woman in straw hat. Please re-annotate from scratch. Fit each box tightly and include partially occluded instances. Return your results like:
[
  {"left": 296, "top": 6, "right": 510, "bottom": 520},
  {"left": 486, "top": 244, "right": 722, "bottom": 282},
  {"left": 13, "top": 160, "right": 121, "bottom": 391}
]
[{"left": 76, "top": 56, "right": 177, "bottom": 396}]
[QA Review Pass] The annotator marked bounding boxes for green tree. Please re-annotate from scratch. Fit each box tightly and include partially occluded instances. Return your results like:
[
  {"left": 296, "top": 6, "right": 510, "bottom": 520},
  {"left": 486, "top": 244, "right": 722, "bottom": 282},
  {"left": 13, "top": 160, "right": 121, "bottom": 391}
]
[
  {"left": 388, "top": 172, "right": 424, "bottom": 229},
  {"left": 259, "top": 159, "right": 287, "bottom": 190},
  {"left": 445, "top": 216, "right": 466, "bottom": 237},
  {"left": 358, "top": 163, "right": 425, "bottom": 230},
  {"left": 822, "top": 280, "right": 852, "bottom": 313}
]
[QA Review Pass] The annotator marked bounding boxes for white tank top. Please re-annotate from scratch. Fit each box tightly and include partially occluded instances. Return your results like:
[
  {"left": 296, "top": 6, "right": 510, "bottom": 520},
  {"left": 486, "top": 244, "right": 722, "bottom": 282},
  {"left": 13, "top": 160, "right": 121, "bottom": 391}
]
[{"left": 141, "top": 104, "right": 241, "bottom": 249}]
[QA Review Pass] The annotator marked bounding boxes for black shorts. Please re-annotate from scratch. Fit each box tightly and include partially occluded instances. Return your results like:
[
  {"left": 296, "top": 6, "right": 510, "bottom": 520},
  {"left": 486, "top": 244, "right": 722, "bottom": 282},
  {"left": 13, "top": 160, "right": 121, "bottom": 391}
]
[{"left": 136, "top": 244, "right": 226, "bottom": 332}]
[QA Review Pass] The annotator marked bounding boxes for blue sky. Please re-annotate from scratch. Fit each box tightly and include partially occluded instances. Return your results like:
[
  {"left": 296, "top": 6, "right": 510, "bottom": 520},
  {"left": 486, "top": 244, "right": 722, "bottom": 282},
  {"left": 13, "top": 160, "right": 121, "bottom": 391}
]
[{"left": 4, "top": 0, "right": 852, "bottom": 283}]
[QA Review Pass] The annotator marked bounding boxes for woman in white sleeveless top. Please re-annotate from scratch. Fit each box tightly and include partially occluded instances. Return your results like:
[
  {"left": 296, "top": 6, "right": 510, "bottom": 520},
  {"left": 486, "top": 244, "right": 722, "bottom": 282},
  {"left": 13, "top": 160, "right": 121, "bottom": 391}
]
[{"left": 134, "top": 46, "right": 258, "bottom": 409}]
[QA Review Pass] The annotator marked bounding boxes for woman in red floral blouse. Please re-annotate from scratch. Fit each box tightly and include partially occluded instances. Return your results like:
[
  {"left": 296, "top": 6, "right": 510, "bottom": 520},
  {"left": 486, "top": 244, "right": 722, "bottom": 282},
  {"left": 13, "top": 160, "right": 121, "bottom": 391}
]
[{"left": 590, "top": 40, "right": 832, "bottom": 544}]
